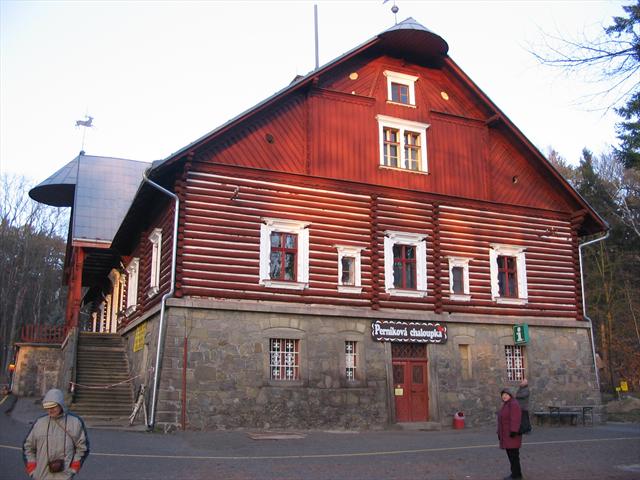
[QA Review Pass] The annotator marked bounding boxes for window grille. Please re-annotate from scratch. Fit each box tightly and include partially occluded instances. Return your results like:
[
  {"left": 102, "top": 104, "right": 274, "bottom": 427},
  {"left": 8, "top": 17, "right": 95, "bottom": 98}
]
[
  {"left": 505, "top": 345, "right": 525, "bottom": 381},
  {"left": 270, "top": 338, "right": 299, "bottom": 380},
  {"left": 392, "top": 343, "right": 426, "bottom": 359},
  {"left": 345, "top": 341, "right": 357, "bottom": 380}
]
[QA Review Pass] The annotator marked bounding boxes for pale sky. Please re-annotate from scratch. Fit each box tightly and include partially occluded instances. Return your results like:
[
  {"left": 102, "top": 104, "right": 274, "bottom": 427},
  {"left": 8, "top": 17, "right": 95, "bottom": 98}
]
[{"left": 0, "top": 0, "right": 628, "bottom": 182}]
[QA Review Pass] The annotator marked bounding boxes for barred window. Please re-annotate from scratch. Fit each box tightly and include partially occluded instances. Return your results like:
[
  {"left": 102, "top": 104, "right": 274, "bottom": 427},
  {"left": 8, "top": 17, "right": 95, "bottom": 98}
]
[
  {"left": 505, "top": 345, "right": 525, "bottom": 381},
  {"left": 345, "top": 341, "right": 358, "bottom": 380},
  {"left": 270, "top": 338, "right": 299, "bottom": 380}
]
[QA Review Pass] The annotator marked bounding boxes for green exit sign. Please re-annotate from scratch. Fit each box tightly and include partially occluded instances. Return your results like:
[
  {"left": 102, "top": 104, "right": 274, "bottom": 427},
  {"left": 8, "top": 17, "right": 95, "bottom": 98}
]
[{"left": 513, "top": 324, "right": 529, "bottom": 345}]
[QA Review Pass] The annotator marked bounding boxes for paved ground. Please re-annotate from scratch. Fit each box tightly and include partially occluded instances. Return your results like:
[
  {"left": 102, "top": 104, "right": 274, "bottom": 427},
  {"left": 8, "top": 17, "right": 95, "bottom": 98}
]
[{"left": 2, "top": 396, "right": 639, "bottom": 479}]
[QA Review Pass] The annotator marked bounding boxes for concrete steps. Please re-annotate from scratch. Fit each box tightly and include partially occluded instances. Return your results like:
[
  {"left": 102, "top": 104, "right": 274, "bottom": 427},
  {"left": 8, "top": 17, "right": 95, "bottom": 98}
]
[{"left": 70, "top": 333, "right": 133, "bottom": 419}]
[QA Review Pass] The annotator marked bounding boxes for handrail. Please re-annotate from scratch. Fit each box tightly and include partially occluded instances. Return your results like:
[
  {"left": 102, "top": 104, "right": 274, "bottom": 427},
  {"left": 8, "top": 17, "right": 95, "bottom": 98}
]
[{"left": 20, "top": 324, "right": 70, "bottom": 344}]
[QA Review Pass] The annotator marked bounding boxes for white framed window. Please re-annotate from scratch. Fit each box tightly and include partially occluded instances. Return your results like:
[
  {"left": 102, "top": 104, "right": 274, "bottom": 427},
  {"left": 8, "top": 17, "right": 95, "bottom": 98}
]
[
  {"left": 376, "top": 115, "right": 429, "bottom": 172},
  {"left": 505, "top": 345, "right": 525, "bottom": 381},
  {"left": 259, "top": 218, "right": 310, "bottom": 290},
  {"left": 125, "top": 258, "right": 139, "bottom": 313},
  {"left": 489, "top": 244, "right": 528, "bottom": 305},
  {"left": 447, "top": 257, "right": 471, "bottom": 301},
  {"left": 269, "top": 338, "right": 300, "bottom": 380},
  {"left": 336, "top": 246, "right": 363, "bottom": 293},
  {"left": 383, "top": 231, "right": 427, "bottom": 297},
  {"left": 345, "top": 341, "right": 358, "bottom": 381},
  {"left": 384, "top": 70, "right": 418, "bottom": 106},
  {"left": 148, "top": 228, "right": 162, "bottom": 297}
]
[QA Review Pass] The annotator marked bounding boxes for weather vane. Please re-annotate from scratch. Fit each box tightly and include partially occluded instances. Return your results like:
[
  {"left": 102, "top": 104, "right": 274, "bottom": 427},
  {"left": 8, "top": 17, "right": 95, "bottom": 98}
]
[
  {"left": 75, "top": 114, "right": 93, "bottom": 152},
  {"left": 383, "top": 0, "right": 399, "bottom": 25}
]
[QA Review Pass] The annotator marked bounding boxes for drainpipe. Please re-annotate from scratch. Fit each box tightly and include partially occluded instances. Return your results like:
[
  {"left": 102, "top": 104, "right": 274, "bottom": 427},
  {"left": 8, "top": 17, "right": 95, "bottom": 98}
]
[
  {"left": 578, "top": 230, "right": 609, "bottom": 393},
  {"left": 143, "top": 170, "right": 179, "bottom": 430}
]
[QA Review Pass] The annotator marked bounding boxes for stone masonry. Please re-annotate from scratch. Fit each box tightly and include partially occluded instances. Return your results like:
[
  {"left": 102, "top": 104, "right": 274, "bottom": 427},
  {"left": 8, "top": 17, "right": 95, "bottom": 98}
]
[{"left": 122, "top": 304, "right": 600, "bottom": 430}]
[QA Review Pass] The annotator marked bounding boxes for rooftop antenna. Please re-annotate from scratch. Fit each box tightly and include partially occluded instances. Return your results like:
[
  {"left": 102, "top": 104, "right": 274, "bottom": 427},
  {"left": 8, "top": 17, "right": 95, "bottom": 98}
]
[
  {"left": 383, "top": 0, "right": 399, "bottom": 25},
  {"left": 75, "top": 114, "right": 94, "bottom": 153},
  {"left": 314, "top": 4, "right": 319, "bottom": 70}
]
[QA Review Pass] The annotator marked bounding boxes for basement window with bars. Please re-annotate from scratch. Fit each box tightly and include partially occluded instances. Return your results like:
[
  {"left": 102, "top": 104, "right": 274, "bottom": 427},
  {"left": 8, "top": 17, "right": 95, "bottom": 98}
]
[
  {"left": 505, "top": 345, "right": 525, "bottom": 382},
  {"left": 345, "top": 341, "right": 358, "bottom": 381},
  {"left": 270, "top": 338, "right": 300, "bottom": 381}
]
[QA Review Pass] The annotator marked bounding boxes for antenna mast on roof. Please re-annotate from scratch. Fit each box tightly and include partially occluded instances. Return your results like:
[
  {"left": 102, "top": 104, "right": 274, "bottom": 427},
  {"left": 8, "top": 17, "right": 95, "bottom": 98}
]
[
  {"left": 75, "top": 114, "right": 94, "bottom": 153},
  {"left": 314, "top": 4, "right": 320, "bottom": 70},
  {"left": 383, "top": 0, "right": 399, "bottom": 25}
]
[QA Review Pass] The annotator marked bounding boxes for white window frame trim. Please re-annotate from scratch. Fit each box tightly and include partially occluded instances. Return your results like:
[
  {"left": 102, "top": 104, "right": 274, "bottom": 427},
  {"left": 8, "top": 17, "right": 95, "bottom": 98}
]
[
  {"left": 125, "top": 257, "right": 140, "bottom": 314},
  {"left": 447, "top": 256, "right": 471, "bottom": 301},
  {"left": 376, "top": 115, "right": 429, "bottom": 173},
  {"left": 259, "top": 218, "right": 310, "bottom": 290},
  {"left": 336, "top": 245, "right": 364, "bottom": 294},
  {"left": 383, "top": 231, "right": 427, "bottom": 297},
  {"left": 148, "top": 228, "right": 162, "bottom": 297},
  {"left": 489, "top": 244, "right": 528, "bottom": 305},
  {"left": 383, "top": 70, "right": 418, "bottom": 106}
]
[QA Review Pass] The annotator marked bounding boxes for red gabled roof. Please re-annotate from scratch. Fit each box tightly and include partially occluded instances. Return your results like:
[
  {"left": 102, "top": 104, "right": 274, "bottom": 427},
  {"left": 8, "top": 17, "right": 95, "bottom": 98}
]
[{"left": 143, "top": 17, "right": 605, "bottom": 236}]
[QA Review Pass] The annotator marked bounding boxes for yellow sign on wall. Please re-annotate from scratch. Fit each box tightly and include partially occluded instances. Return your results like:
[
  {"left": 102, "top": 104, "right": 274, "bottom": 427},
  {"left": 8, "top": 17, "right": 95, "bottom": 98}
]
[
  {"left": 133, "top": 323, "right": 146, "bottom": 352},
  {"left": 620, "top": 381, "right": 629, "bottom": 392}
]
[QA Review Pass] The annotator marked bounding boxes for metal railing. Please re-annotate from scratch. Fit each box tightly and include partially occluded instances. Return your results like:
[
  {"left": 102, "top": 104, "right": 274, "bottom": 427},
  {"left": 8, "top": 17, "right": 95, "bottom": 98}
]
[{"left": 20, "top": 324, "right": 69, "bottom": 344}]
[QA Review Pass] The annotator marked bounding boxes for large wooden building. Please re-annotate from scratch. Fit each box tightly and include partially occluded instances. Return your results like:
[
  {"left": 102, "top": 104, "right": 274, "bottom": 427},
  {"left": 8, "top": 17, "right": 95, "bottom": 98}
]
[{"left": 35, "top": 18, "right": 607, "bottom": 429}]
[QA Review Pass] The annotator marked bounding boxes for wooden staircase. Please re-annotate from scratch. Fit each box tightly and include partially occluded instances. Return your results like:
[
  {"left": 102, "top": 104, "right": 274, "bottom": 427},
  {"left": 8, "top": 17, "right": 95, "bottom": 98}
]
[{"left": 70, "top": 332, "right": 134, "bottom": 423}]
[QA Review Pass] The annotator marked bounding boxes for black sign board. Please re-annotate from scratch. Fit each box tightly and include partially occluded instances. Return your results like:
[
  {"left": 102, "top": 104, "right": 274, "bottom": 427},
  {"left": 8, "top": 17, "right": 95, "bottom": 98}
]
[{"left": 371, "top": 320, "right": 447, "bottom": 344}]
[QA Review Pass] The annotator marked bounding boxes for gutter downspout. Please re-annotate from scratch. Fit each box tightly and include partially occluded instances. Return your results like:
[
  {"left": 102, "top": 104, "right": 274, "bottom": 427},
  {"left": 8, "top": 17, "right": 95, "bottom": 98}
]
[
  {"left": 578, "top": 230, "right": 609, "bottom": 393},
  {"left": 143, "top": 170, "right": 179, "bottom": 430}
]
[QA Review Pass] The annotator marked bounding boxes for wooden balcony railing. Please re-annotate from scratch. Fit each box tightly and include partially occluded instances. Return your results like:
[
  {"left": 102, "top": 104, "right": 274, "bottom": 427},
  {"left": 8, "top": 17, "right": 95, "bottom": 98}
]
[{"left": 20, "top": 324, "right": 70, "bottom": 344}]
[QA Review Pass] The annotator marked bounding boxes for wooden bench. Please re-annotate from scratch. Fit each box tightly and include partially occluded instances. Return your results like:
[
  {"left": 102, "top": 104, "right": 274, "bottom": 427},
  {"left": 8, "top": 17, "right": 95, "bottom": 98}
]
[{"left": 533, "top": 410, "right": 579, "bottom": 426}]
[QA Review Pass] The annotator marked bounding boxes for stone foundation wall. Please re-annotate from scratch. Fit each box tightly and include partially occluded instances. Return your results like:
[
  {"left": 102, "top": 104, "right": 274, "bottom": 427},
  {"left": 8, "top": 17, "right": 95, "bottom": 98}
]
[
  {"left": 432, "top": 323, "right": 600, "bottom": 427},
  {"left": 121, "top": 302, "right": 600, "bottom": 430},
  {"left": 12, "top": 344, "right": 62, "bottom": 397}
]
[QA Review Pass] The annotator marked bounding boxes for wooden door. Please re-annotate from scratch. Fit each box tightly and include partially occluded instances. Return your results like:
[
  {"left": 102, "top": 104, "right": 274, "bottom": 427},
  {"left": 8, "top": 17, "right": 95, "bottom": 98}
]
[{"left": 393, "top": 359, "right": 429, "bottom": 422}]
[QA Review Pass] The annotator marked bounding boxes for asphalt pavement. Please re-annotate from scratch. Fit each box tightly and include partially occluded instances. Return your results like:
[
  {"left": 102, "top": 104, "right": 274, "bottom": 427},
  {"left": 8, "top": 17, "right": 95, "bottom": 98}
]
[{"left": 2, "top": 396, "right": 639, "bottom": 480}]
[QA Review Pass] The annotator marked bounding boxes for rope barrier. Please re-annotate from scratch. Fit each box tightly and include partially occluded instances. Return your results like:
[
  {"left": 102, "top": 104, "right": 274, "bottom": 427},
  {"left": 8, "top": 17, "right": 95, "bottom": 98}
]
[{"left": 70, "top": 374, "right": 141, "bottom": 391}]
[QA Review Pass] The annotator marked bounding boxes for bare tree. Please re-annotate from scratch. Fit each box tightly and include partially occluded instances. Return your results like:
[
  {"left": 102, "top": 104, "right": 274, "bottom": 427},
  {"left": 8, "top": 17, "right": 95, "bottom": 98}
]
[{"left": 0, "top": 174, "right": 68, "bottom": 375}]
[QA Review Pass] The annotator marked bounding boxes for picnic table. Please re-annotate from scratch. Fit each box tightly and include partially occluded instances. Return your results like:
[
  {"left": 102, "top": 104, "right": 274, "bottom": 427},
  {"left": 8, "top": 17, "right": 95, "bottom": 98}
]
[{"left": 533, "top": 405, "right": 595, "bottom": 426}]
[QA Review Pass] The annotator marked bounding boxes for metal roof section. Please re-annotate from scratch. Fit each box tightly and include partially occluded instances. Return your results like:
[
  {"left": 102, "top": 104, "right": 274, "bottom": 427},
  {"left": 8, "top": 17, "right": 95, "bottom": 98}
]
[
  {"left": 72, "top": 155, "right": 150, "bottom": 243},
  {"left": 151, "top": 17, "right": 448, "bottom": 173},
  {"left": 28, "top": 156, "right": 79, "bottom": 207},
  {"left": 29, "top": 153, "right": 150, "bottom": 243}
]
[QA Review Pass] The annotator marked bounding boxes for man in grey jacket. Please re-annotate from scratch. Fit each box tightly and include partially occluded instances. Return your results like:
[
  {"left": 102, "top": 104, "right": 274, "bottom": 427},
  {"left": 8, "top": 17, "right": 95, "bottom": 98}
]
[
  {"left": 515, "top": 378, "right": 531, "bottom": 434},
  {"left": 23, "top": 388, "right": 90, "bottom": 479}
]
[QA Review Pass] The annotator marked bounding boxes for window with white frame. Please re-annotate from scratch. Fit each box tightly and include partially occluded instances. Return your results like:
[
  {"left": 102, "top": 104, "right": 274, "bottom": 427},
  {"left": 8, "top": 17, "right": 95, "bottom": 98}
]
[
  {"left": 384, "top": 70, "right": 418, "bottom": 106},
  {"left": 125, "top": 258, "right": 139, "bottom": 313},
  {"left": 148, "top": 228, "right": 162, "bottom": 297},
  {"left": 447, "top": 257, "right": 471, "bottom": 301},
  {"left": 336, "top": 246, "right": 363, "bottom": 293},
  {"left": 383, "top": 231, "right": 427, "bottom": 297},
  {"left": 489, "top": 245, "right": 528, "bottom": 305},
  {"left": 269, "top": 338, "right": 300, "bottom": 380},
  {"left": 345, "top": 341, "right": 358, "bottom": 381},
  {"left": 505, "top": 345, "right": 525, "bottom": 381},
  {"left": 259, "top": 218, "right": 310, "bottom": 290},
  {"left": 377, "top": 115, "right": 429, "bottom": 172}
]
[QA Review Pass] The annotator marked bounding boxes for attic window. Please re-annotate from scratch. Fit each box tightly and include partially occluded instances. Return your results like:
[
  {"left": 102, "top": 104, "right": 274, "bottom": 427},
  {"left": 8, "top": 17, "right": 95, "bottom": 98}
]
[
  {"left": 384, "top": 70, "right": 418, "bottom": 106},
  {"left": 377, "top": 115, "right": 429, "bottom": 173}
]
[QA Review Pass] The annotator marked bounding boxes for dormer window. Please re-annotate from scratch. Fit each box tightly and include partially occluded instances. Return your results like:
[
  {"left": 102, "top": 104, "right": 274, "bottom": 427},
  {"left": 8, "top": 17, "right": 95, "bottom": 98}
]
[
  {"left": 377, "top": 115, "right": 429, "bottom": 173},
  {"left": 384, "top": 70, "right": 418, "bottom": 106}
]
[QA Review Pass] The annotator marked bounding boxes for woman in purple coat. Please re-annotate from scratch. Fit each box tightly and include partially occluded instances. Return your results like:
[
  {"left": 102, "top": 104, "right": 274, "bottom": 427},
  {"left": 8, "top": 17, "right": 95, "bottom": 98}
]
[{"left": 497, "top": 388, "right": 523, "bottom": 479}]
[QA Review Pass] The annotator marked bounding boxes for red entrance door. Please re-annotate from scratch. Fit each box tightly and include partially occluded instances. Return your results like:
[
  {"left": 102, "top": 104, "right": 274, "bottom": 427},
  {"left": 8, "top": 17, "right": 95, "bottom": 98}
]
[{"left": 393, "top": 359, "right": 429, "bottom": 422}]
